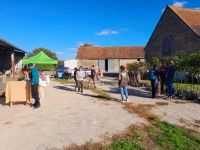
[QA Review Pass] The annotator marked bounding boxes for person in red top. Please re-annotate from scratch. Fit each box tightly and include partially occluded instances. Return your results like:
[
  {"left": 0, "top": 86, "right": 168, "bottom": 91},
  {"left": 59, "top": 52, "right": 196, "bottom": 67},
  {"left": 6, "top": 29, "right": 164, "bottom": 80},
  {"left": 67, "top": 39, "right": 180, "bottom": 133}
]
[{"left": 22, "top": 65, "right": 29, "bottom": 79}]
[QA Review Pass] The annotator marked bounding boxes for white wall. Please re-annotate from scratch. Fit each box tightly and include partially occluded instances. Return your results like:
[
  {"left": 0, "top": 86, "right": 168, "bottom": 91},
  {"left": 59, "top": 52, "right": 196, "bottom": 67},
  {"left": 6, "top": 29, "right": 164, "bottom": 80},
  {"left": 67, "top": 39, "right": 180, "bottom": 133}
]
[{"left": 64, "top": 59, "right": 78, "bottom": 69}]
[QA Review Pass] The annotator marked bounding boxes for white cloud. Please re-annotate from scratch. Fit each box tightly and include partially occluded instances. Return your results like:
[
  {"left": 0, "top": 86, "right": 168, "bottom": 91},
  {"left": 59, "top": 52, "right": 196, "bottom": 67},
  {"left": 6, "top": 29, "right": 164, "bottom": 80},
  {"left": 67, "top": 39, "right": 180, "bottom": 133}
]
[
  {"left": 55, "top": 51, "right": 64, "bottom": 54},
  {"left": 172, "top": 1, "right": 188, "bottom": 7},
  {"left": 66, "top": 47, "right": 76, "bottom": 51},
  {"left": 96, "top": 29, "right": 119, "bottom": 36}
]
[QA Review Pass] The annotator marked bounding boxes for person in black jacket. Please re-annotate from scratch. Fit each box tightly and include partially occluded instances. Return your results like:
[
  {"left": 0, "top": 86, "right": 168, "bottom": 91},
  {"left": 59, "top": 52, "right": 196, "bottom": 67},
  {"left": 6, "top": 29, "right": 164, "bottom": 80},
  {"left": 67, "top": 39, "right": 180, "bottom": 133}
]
[
  {"left": 88, "top": 65, "right": 96, "bottom": 88},
  {"left": 74, "top": 67, "right": 78, "bottom": 91}
]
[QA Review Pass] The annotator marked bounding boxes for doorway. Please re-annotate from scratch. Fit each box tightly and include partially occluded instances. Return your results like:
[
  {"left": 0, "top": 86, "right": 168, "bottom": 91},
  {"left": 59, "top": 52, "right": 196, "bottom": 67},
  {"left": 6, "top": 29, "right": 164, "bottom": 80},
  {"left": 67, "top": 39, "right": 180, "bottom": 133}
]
[{"left": 105, "top": 59, "right": 108, "bottom": 72}]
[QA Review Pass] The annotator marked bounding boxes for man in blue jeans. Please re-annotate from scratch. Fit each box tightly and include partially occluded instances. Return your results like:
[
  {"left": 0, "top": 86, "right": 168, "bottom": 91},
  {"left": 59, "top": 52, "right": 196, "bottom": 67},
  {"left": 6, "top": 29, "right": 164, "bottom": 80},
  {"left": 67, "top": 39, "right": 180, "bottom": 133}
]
[
  {"left": 118, "top": 65, "right": 129, "bottom": 102},
  {"left": 29, "top": 63, "right": 40, "bottom": 108},
  {"left": 166, "top": 61, "right": 176, "bottom": 100}
]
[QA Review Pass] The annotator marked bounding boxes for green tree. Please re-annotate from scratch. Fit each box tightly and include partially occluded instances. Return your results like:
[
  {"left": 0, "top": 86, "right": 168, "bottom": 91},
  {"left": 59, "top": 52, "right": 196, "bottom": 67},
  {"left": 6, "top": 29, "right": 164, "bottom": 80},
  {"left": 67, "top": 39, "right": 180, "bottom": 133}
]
[
  {"left": 81, "top": 43, "right": 93, "bottom": 47},
  {"left": 149, "top": 57, "right": 160, "bottom": 67},
  {"left": 27, "top": 48, "right": 58, "bottom": 71},
  {"left": 27, "top": 47, "right": 58, "bottom": 60}
]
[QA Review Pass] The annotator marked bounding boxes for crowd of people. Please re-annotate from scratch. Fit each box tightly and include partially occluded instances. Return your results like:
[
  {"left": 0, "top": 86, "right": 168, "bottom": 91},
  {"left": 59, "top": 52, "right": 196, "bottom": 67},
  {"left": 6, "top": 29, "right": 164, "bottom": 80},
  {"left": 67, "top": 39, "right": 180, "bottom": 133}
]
[
  {"left": 19, "top": 62, "right": 176, "bottom": 109},
  {"left": 149, "top": 61, "right": 176, "bottom": 99},
  {"left": 73, "top": 65, "right": 104, "bottom": 93}
]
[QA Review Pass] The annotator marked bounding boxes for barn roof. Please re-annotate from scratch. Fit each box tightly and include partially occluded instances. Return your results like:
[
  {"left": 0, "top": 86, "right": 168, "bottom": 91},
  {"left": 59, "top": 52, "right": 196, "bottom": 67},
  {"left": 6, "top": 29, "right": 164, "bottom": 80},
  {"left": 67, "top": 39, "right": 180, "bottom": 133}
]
[
  {"left": 0, "top": 38, "right": 25, "bottom": 53},
  {"left": 76, "top": 46, "right": 145, "bottom": 60},
  {"left": 169, "top": 6, "right": 200, "bottom": 37}
]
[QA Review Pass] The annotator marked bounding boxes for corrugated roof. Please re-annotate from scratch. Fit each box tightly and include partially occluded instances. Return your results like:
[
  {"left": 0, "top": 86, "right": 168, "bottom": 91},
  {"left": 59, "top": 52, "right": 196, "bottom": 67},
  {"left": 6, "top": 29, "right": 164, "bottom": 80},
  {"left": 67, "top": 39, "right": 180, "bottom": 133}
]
[
  {"left": 76, "top": 46, "right": 145, "bottom": 59},
  {"left": 169, "top": 6, "right": 200, "bottom": 37},
  {"left": 0, "top": 38, "right": 25, "bottom": 53}
]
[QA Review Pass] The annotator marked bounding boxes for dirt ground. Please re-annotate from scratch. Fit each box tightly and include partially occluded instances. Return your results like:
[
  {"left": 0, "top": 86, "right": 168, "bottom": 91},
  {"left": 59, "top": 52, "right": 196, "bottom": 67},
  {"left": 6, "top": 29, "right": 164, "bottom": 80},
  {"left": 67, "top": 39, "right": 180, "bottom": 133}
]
[
  {"left": 1, "top": 77, "right": 200, "bottom": 150},
  {"left": 98, "top": 77, "right": 200, "bottom": 132},
  {"left": 0, "top": 81, "right": 145, "bottom": 150}
]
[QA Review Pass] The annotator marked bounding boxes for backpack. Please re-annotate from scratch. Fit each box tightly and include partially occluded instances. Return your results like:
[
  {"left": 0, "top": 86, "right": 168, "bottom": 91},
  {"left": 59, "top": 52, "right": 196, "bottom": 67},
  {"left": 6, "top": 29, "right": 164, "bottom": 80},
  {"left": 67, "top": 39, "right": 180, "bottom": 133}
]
[{"left": 150, "top": 70, "right": 157, "bottom": 80}]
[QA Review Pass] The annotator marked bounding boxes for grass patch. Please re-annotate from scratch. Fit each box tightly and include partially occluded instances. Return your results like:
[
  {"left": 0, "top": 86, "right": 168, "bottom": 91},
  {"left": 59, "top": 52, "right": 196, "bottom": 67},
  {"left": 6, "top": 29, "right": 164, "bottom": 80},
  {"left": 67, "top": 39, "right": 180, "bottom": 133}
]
[
  {"left": 174, "top": 83, "right": 200, "bottom": 95},
  {"left": 148, "top": 121, "right": 200, "bottom": 150},
  {"left": 52, "top": 121, "right": 200, "bottom": 150},
  {"left": 91, "top": 89, "right": 114, "bottom": 101}
]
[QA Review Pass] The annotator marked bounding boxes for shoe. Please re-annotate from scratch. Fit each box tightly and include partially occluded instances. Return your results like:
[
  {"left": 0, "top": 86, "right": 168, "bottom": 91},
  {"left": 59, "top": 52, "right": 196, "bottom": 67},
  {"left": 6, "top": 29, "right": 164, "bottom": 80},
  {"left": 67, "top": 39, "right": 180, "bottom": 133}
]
[
  {"left": 34, "top": 105, "right": 40, "bottom": 109},
  {"left": 125, "top": 99, "right": 128, "bottom": 102},
  {"left": 30, "top": 103, "right": 36, "bottom": 107}
]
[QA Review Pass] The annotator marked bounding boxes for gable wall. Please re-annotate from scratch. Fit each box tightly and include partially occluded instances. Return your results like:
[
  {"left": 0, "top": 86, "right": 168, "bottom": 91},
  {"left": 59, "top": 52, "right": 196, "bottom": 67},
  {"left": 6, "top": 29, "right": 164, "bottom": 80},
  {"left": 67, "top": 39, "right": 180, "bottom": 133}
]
[{"left": 145, "top": 7, "right": 200, "bottom": 60}]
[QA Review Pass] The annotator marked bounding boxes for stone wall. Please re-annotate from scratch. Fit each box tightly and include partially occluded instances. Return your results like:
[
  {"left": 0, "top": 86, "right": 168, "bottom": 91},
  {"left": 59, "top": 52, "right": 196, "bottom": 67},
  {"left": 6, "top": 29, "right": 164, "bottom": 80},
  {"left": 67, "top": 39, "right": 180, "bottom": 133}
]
[
  {"left": 120, "top": 58, "right": 145, "bottom": 66},
  {"left": 77, "top": 60, "right": 98, "bottom": 68},
  {"left": 145, "top": 7, "right": 200, "bottom": 60}
]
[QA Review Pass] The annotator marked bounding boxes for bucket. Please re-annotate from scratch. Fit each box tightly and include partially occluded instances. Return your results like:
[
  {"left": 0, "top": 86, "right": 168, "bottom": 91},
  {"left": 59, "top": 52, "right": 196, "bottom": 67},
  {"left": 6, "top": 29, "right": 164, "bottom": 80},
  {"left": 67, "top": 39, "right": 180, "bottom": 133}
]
[{"left": 57, "top": 72, "right": 63, "bottom": 78}]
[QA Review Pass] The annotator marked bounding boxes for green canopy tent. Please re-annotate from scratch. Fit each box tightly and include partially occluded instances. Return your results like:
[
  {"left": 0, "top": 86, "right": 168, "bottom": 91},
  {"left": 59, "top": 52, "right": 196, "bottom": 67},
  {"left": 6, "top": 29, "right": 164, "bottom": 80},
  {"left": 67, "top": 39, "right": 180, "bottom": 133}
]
[{"left": 23, "top": 51, "right": 58, "bottom": 65}]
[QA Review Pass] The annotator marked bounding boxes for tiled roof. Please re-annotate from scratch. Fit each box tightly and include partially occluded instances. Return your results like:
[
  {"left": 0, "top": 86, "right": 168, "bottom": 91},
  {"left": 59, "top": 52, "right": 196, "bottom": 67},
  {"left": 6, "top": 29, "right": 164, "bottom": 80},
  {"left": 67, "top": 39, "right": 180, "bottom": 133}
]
[
  {"left": 76, "top": 46, "right": 145, "bottom": 59},
  {"left": 169, "top": 6, "right": 200, "bottom": 37}
]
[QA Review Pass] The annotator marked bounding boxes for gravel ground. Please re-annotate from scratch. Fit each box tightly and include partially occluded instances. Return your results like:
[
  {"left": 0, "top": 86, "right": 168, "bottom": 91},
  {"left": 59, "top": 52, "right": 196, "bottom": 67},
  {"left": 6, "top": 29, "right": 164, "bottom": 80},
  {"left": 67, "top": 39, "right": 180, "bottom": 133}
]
[{"left": 0, "top": 81, "right": 145, "bottom": 150}]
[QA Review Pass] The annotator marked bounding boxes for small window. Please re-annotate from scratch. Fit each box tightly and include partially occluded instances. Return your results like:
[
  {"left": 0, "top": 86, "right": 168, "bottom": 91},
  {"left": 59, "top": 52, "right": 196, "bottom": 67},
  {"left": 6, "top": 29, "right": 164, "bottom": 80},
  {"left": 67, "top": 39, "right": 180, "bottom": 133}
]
[{"left": 137, "top": 58, "right": 140, "bottom": 61}]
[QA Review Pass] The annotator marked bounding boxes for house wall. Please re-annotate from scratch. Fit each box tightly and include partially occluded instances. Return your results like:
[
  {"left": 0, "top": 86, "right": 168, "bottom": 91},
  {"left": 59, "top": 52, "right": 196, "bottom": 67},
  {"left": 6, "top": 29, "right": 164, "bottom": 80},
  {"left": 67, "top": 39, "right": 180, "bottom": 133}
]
[
  {"left": 78, "top": 58, "right": 145, "bottom": 73},
  {"left": 119, "top": 58, "right": 145, "bottom": 66},
  {"left": 145, "top": 8, "right": 200, "bottom": 60},
  {"left": 77, "top": 60, "right": 98, "bottom": 68},
  {"left": 0, "top": 50, "right": 24, "bottom": 74},
  {"left": 0, "top": 54, "right": 11, "bottom": 72}
]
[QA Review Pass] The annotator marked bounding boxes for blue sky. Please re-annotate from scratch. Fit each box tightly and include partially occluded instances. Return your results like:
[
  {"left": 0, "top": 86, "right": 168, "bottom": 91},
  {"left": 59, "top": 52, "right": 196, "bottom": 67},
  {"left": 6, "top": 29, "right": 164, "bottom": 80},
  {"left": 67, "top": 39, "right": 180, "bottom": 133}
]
[{"left": 0, "top": 0, "right": 199, "bottom": 60}]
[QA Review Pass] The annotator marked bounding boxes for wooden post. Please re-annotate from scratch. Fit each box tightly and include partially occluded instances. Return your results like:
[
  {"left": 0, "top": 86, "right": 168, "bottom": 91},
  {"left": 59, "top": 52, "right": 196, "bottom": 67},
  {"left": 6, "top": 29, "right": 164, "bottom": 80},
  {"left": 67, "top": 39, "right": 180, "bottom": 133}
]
[{"left": 11, "top": 51, "right": 15, "bottom": 77}]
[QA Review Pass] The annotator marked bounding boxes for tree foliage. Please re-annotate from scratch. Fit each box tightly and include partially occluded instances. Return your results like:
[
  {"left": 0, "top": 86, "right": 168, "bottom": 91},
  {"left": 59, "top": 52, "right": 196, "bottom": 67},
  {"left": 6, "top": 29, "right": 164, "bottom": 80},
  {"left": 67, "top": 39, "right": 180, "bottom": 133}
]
[
  {"left": 81, "top": 43, "right": 93, "bottom": 47},
  {"left": 27, "top": 47, "right": 58, "bottom": 60}
]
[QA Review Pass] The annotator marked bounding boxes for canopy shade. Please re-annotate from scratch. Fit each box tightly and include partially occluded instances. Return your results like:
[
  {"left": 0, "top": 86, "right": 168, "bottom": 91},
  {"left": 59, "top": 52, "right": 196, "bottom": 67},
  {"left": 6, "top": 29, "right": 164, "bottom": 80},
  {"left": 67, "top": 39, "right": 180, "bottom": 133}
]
[{"left": 23, "top": 51, "right": 58, "bottom": 65}]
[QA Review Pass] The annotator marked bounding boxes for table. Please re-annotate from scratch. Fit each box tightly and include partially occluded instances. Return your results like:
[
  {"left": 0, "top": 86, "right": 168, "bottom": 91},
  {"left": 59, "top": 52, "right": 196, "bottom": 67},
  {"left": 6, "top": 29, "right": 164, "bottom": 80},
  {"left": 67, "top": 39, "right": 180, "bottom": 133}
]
[{"left": 5, "top": 81, "right": 31, "bottom": 107}]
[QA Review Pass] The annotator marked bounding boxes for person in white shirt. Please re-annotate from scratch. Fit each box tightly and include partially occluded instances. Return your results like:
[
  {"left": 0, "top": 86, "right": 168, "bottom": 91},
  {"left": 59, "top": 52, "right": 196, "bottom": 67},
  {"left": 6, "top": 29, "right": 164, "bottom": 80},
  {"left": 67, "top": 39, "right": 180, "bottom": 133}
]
[{"left": 76, "top": 66, "right": 85, "bottom": 93}]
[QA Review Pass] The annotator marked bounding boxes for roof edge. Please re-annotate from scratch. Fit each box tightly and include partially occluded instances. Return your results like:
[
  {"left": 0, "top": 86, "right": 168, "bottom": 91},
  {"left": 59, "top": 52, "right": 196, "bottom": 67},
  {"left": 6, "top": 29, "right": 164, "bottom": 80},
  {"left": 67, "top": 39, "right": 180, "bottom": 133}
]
[{"left": 168, "top": 6, "right": 200, "bottom": 39}]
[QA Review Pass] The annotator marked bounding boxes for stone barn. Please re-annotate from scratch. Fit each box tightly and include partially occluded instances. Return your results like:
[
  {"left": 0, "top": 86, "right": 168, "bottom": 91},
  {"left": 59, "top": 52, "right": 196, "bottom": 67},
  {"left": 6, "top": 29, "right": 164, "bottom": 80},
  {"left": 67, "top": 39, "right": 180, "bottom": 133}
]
[
  {"left": 76, "top": 46, "right": 145, "bottom": 72},
  {"left": 0, "top": 38, "right": 25, "bottom": 76},
  {"left": 145, "top": 6, "right": 200, "bottom": 60}
]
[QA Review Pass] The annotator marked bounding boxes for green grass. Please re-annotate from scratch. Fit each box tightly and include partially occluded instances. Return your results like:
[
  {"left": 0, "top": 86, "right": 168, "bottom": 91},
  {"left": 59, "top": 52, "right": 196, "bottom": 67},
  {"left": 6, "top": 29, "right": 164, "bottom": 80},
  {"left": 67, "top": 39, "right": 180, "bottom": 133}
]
[
  {"left": 148, "top": 121, "right": 200, "bottom": 150},
  {"left": 91, "top": 89, "right": 114, "bottom": 100},
  {"left": 174, "top": 83, "right": 200, "bottom": 94},
  {"left": 106, "top": 139, "right": 145, "bottom": 150}
]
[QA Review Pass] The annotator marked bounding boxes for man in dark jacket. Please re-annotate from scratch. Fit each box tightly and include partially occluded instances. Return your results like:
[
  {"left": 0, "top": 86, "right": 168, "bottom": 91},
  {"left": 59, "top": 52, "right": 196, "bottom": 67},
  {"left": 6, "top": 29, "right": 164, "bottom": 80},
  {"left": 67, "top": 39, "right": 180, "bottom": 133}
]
[
  {"left": 149, "top": 65, "right": 158, "bottom": 98},
  {"left": 29, "top": 63, "right": 40, "bottom": 108},
  {"left": 166, "top": 61, "right": 176, "bottom": 100}
]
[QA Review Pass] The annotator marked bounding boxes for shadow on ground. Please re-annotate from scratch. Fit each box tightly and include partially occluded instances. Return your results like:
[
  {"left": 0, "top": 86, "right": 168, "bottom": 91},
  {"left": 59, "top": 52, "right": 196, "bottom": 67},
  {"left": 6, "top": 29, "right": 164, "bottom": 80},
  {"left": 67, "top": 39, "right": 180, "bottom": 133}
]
[
  {"left": 0, "top": 96, "right": 5, "bottom": 106},
  {"left": 81, "top": 93, "right": 120, "bottom": 102},
  {"left": 103, "top": 87, "right": 152, "bottom": 99},
  {"left": 53, "top": 85, "right": 75, "bottom": 92}
]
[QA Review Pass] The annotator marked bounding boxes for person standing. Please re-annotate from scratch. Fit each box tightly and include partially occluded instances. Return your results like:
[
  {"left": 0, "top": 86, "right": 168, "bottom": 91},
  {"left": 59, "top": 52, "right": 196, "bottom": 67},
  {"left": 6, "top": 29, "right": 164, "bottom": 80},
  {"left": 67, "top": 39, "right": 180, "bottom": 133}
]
[
  {"left": 149, "top": 65, "right": 158, "bottom": 98},
  {"left": 88, "top": 65, "right": 96, "bottom": 88},
  {"left": 29, "top": 63, "right": 40, "bottom": 108},
  {"left": 39, "top": 70, "right": 47, "bottom": 102},
  {"left": 74, "top": 67, "right": 78, "bottom": 91},
  {"left": 76, "top": 66, "right": 85, "bottom": 93},
  {"left": 158, "top": 63, "right": 167, "bottom": 94},
  {"left": 118, "top": 65, "right": 129, "bottom": 102},
  {"left": 166, "top": 61, "right": 176, "bottom": 100}
]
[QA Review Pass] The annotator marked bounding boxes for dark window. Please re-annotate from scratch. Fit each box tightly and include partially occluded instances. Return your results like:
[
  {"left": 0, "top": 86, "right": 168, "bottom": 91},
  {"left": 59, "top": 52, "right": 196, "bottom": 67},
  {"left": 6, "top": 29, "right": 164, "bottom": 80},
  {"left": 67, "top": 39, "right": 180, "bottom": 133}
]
[{"left": 137, "top": 58, "right": 140, "bottom": 61}]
